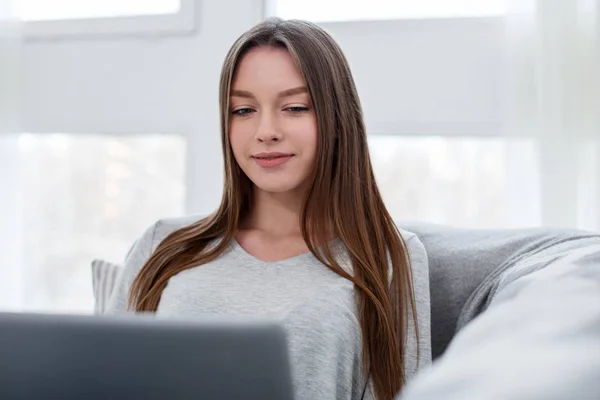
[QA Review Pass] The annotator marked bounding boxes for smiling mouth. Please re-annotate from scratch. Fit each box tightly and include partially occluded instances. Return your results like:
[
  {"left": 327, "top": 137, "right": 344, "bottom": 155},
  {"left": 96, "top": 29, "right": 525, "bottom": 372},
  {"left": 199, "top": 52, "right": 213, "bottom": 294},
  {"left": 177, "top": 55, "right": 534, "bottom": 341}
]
[
  {"left": 252, "top": 152, "right": 294, "bottom": 159},
  {"left": 252, "top": 153, "right": 294, "bottom": 168}
]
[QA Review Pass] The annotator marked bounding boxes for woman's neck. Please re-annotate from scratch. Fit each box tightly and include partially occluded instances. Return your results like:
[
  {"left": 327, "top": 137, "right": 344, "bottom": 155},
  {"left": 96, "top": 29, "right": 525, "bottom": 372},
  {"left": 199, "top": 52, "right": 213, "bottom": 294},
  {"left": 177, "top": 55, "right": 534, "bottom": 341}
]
[{"left": 242, "top": 188, "right": 303, "bottom": 237}]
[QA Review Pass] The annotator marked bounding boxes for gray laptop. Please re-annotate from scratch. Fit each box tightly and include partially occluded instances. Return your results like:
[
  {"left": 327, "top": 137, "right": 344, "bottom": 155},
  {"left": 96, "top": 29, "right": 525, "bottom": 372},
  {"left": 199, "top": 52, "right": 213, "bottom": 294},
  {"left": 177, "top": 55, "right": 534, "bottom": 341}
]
[{"left": 0, "top": 312, "right": 294, "bottom": 400}]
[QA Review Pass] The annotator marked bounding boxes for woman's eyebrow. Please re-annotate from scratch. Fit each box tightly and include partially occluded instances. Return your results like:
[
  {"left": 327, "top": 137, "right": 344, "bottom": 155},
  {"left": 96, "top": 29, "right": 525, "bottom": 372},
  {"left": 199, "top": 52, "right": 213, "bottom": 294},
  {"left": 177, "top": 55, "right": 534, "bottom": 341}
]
[
  {"left": 277, "top": 86, "right": 308, "bottom": 98},
  {"left": 230, "top": 86, "right": 308, "bottom": 100},
  {"left": 231, "top": 89, "right": 255, "bottom": 99}
]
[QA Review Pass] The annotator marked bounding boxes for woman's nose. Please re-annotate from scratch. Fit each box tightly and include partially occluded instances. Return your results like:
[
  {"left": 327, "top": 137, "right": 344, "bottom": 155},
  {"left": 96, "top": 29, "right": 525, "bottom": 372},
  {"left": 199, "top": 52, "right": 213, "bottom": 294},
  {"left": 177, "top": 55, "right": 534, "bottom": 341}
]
[{"left": 255, "top": 114, "right": 282, "bottom": 142}]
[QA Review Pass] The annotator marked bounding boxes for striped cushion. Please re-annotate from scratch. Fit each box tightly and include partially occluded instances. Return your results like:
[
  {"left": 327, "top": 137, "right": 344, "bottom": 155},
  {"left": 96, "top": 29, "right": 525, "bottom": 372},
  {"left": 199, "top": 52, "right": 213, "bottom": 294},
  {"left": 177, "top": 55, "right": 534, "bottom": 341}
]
[{"left": 91, "top": 259, "right": 122, "bottom": 315}]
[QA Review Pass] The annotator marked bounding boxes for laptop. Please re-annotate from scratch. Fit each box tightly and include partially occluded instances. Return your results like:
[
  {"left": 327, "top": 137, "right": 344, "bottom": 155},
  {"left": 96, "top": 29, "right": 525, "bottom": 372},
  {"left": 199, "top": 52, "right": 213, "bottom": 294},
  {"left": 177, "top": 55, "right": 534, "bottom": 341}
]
[{"left": 0, "top": 312, "right": 294, "bottom": 400}]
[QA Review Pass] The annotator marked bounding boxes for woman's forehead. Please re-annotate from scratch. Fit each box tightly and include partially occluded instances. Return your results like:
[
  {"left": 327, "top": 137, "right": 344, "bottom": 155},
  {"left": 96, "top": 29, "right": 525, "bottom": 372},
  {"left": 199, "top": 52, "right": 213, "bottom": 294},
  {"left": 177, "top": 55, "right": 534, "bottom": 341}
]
[{"left": 232, "top": 46, "right": 306, "bottom": 94}]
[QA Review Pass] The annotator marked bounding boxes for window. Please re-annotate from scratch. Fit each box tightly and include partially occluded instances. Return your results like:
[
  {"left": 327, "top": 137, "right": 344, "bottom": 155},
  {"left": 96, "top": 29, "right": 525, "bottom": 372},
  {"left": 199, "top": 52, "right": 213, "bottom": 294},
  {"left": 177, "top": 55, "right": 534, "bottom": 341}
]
[
  {"left": 272, "top": 0, "right": 507, "bottom": 22},
  {"left": 0, "top": 133, "right": 186, "bottom": 314},
  {"left": 23, "top": 0, "right": 195, "bottom": 39},
  {"left": 369, "top": 135, "right": 540, "bottom": 229},
  {"left": 21, "top": 0, "right": 181, "bottom": 21}
]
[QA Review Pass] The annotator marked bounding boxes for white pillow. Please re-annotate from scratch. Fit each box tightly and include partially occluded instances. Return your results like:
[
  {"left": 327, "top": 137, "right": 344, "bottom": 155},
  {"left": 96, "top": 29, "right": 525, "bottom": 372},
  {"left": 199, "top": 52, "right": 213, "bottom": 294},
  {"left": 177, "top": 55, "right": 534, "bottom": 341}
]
[{"left": 91, "top": 259, "right": 122, "bottom": 315}]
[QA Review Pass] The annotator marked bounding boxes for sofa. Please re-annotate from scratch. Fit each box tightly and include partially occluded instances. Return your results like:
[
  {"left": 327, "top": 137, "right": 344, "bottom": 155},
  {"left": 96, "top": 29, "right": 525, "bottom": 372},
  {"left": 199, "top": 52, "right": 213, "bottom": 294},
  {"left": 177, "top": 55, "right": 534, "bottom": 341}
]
[
  {"left": 399, "top": 222, "right": 600, "bottom": 399},
  {"left": 93, "top": 222, "right": 600, "bottom": 399}
]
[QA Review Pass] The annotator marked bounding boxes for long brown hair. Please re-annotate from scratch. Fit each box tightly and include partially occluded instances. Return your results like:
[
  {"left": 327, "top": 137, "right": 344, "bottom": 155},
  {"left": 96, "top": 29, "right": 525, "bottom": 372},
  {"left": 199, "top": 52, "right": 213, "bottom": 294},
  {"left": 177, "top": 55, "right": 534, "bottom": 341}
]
[{"left": 129, "top": 18, "right": 418, "bottom": 400}]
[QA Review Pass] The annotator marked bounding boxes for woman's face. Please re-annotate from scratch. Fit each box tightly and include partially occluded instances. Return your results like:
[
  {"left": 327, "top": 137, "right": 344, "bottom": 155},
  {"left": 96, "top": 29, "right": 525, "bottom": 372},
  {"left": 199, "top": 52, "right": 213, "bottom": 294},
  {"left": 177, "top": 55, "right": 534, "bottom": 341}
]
[{"left": 229, "top": 46, "right": 318, "bottom": 196}]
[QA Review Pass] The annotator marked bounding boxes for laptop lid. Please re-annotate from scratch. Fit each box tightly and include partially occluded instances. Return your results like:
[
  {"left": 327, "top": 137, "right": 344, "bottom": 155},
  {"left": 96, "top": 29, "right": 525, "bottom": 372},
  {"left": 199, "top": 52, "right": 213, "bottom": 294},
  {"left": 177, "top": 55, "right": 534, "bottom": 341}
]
[{"left": 0, "top": 312, "right": 294, "bottom": 400}]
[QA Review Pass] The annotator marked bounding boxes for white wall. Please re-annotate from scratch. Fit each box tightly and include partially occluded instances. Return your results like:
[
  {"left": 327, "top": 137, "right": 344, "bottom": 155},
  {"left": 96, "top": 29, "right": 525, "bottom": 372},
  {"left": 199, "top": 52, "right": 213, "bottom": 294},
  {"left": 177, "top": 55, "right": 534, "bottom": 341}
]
[
  {"left": 22, "top": 1, "right": 505, "bottom": 215},
  {"left": 323, "top": 17, "right": 505, "bottom": 136}
]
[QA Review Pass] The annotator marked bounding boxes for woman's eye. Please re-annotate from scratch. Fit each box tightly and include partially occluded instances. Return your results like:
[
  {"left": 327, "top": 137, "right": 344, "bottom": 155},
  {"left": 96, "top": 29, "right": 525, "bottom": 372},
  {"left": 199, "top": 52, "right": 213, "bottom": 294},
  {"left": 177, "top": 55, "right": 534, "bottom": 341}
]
[
  {"left": 232, "top": 108, "right": 255, "bottom": 116},
  {"left": 285, "top": 106, "right": 309, "bottom": 113}
]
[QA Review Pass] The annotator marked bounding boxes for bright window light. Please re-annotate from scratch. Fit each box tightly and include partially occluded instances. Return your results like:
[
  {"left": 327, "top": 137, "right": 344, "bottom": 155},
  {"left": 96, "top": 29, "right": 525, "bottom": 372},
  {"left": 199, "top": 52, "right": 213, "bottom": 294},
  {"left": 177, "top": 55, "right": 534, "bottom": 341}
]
[
  {"left": 273, "top": 0, "right": 507, "bottom": 22},
  {"left": 0, "top": 133, "right": 186, "bottom": 314},
  {"left": 369, "top": 135, "right": 539, "bottom": 229},
  {"left": 21, "top": 0, "right": 181, "bottom": 21}
]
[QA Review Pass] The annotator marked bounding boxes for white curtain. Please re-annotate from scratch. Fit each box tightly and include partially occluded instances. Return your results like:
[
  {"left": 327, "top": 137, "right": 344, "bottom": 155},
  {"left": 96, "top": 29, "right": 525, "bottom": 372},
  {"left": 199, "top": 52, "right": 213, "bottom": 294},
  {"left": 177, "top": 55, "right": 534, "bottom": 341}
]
[
  {"left": 506, "top": 0, "right": 600, "bottom": 231},
  {"left": 0, "top": 0, "right": 23, "bottom": 310}
]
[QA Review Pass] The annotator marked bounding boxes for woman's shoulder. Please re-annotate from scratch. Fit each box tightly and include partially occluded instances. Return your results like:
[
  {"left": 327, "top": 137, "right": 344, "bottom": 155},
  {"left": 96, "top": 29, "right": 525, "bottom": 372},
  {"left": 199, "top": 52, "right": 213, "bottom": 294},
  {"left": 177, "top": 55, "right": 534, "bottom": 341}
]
[
  {"left": 123, "top": 215, "right": 207, "bottom": 285},
  {"left": 105, "top": 214, "right": 207, "bottom": 314},
  {"left": 148, "top": 214, "right": 206, "bottom": 249},
  {"left": 124, "top": 214, "right": 206, "bottom": 258}
]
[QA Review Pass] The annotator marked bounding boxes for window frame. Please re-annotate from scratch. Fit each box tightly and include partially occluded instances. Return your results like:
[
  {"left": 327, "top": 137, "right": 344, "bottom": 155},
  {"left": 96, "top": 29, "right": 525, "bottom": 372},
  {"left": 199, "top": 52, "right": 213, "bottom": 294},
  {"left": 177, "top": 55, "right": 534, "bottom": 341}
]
[
  {"left": 365, "top": 121, "right": 505, "bottom": 138},
  {"left": 265, "top": 0, "right": 507, "bottom": 23},
  {"left": 24, "top": 0, "right": 196, "bottom": 40}
]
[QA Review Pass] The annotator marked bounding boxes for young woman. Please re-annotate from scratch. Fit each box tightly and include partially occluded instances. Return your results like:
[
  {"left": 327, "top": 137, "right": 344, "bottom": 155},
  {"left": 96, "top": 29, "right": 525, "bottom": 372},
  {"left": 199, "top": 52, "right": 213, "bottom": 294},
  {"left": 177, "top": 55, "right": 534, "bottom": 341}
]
[{"left": 107, "top": 18, "right": 431, "bottom": 400}]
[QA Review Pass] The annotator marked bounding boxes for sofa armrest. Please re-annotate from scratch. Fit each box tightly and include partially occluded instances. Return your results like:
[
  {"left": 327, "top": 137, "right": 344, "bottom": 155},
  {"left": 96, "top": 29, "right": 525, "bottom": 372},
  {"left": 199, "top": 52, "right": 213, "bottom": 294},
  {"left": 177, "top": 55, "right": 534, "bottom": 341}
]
[{"left": 397, "top": 244, "right": 600, "bottom": 400}]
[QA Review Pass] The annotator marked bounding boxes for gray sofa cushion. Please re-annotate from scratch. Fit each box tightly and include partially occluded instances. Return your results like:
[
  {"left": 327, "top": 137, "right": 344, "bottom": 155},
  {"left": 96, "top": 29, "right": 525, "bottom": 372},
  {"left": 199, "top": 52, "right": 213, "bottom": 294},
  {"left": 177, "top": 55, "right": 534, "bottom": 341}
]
[{"left": 401, "top": 221, "right": 600, "bottom": 359}]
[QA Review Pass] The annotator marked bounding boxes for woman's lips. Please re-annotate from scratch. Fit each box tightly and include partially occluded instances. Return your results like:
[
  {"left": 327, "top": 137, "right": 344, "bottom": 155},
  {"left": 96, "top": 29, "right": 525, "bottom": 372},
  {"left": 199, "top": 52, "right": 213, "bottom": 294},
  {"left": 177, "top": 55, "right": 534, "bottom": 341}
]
[{"left": 252, "top": 153, "right": 294, "bottom": 168}]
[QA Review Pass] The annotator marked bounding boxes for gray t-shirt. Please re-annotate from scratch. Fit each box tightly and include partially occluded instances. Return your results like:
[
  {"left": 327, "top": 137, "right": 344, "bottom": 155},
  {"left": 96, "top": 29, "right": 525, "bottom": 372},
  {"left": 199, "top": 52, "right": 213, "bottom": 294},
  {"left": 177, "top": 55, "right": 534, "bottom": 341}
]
[{"left": 107, "top": 215, "right": 432, "bottom": 400}]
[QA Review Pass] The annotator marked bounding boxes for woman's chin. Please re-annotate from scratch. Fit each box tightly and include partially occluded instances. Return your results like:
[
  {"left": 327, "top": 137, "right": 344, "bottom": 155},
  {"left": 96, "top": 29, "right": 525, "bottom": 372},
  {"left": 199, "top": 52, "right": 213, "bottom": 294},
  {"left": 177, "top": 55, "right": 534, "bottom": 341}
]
[{"left": 252, "top": 180, "right": 304, "bottom": 195}]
